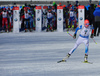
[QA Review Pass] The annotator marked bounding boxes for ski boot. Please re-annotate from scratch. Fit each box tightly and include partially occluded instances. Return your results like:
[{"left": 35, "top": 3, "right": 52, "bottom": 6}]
[
  {"left": 25, "top": 29, "right": 27, "bottom": 32},
  {"left": 94, "top": 34, "right": 96, "bottom": 36},
  {"left": 67, "top": 53, "right": 71, "bottom": 58},
  {"left": 62, "top": 53, "right": 71, "bottom": 62},
  {"left": 84, "top": 54, "right": 88, "bottom": 62},
  {"left": 29, "top": 29, "right": 32, "bottom": 32},
  {"left": 57, "top": 53, "right": 71, "bottom": 63},
  {"left": 7, "top": 29, "right": 9, "bottom": 33},
  {"left": 46, "top": 28, "right": 49, "bottom": 32},
  {"left": 5, "top": 29, "right": 9, "bottom": 33},
  {"left": 50, "top": 26, "right": 53, "bottom": 32}
]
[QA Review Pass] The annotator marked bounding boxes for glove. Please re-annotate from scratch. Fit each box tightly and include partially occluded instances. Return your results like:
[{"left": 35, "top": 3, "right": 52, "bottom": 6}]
[
  {"left": 73, "top": 33, "right": 76, "bottom": 39},
  {"left": 90, "top": 34, "right": 94, "bottom": 38}
]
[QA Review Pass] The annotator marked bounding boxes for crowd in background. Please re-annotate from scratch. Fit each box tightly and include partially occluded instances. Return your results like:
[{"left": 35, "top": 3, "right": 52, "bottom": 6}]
[
  {"left": 0, "top": 1, "right": 100, "bottom": 36},
  {"left": 0, "top": 6, "right": 13, "bottom": 32}
]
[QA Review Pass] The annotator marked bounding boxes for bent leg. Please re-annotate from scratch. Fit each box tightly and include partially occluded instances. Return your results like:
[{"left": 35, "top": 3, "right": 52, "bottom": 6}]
[
  {"left": 68, "top": 37, "right": 82, "bottom": 55},
  {"left": 68, "top": 43, "right": 79, "bottom": 54}
]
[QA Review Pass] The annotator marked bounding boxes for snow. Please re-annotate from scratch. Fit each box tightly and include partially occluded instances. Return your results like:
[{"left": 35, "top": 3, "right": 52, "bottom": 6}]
[{"left": 0, "top": 31, "right": 100, "bottom": 76}]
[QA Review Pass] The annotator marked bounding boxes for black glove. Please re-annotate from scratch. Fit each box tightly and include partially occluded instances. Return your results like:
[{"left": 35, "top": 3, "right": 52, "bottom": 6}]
[
  {"left": 90, "top": 34, "right": 94, "bottom": 38},
  {"left": 73, "top": 33, "right": 76, "bottom": 39}
]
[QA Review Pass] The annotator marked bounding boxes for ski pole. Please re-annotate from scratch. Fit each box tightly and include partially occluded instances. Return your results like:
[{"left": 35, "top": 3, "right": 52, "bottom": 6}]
[
  {"left": 91, "top": 38, "right": 97, "bottom": 44},
  {"left": 67, "top": 32, "right": 73, "bottom": 37}
]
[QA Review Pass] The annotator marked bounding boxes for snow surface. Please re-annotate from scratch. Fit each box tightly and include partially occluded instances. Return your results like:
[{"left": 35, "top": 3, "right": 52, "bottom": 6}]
[{"left": 0, "top": 31, "right": 100, "bottom": 76}]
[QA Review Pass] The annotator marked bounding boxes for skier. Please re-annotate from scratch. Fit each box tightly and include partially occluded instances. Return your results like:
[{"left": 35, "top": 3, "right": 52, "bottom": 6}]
[
  {"left": 58, "top": 19, "right": 94, "bottom": 63},
  {"left": 1, "top": 8, "right": 8, "bottom": 32},
  {"left": 8, "top": 7, "right": 13, "bottom": 32},
  {"left": 69, "top": 8, "right": 75, "bottom": 30},
  {"left": 24, "top": 9, "right": 30, "bottom": 32},
  {"left": 46, "top": 9, "right": 53, "bottom": 31},
  {"left": 52, "top": 6, "right": 57, "bottom": 30}
]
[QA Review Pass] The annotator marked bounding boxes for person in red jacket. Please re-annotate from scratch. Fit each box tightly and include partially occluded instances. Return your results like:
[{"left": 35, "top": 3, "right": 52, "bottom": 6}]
[{"left": 1, "top": 8, "right": 8, "bottom": 32}]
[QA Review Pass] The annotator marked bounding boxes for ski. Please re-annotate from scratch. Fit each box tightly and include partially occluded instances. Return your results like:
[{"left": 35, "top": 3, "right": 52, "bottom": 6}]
[
  {"left": 57, "top": 54, "right": 70, "bottom": 63},
  {"left": 57, "top": 59, "right": 66, "bottom": 63},
  {"left": 82, "top": 61, "right": 93, "bottom": 64}
]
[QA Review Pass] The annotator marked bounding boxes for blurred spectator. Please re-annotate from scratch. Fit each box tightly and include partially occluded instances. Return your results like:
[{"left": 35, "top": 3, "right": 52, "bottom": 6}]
[
  {"left": 8, "top": 6, "right": 13, "bottom": 32},
  {"left": 69, "top": 7, "right": 75, "bottom": 30},
  {"left": 85, "top": 4, "right": 90, "bottom": 20},
  {"left": 53, "top": 1, "right": 57, "bottom": 9},
  {"left": 52, "top": 6, "right": 57, "bottom": 30},
  {"left": 89, "top": 4, "right": 95, "bottom": 25},
  {"left": 1, "top": 7, "right": 8, "bottom": 32},
  {"left": 24, "top": 9, "right": 30, "bottom": 32},
  {"left": 59, "top": 3, "right": 62, "bottom": 6},
  {"left": 29, "top": 5, "right": 35, "bottom": 31},
  {"left": 63, "top": 5, "right": 69, "bottom": 29},
  {"left": 93, "top": 5, "right": 100, "bottom": 36},
  {"left": 47, "top": 9, "right": 53, "bottom": 31},
  {"left": 89, "top": 4, "right": 95, "bottom": 38},
  {"left": 0, "top": 7, "right": 2, "bottom": 30},
  {"left": 20, "top": 5, "right": 25, "bottom": 31}
]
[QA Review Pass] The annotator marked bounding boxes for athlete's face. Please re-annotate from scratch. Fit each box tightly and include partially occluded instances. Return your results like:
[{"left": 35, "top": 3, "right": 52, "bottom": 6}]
[{"left": 85, "top": 23, "right": 89, "bottom": 28}]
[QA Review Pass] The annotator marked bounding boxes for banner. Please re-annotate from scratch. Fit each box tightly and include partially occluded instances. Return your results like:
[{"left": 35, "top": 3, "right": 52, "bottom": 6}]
[
  {"left": 57, "top": 6, "right": 63, "bottom": 32},
  {"left": 36, "top": 6, "right": 42, "bottom": 32},
  {"left": 13, "top": 7, "right": 19, "bottom": 33},
  {"left": 78, "top": 5, "right": 85, "bottom": 27}
]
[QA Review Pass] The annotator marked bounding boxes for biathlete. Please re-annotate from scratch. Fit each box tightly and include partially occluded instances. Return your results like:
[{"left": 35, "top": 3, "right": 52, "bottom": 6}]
[{"left": 58, "top": 19, "right": 94, "bottom": 63}]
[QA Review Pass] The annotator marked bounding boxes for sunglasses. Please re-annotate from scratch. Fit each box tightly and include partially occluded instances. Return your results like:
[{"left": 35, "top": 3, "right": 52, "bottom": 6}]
[{"left": 85, "top": 23, "right": 89, "bottom": 25}]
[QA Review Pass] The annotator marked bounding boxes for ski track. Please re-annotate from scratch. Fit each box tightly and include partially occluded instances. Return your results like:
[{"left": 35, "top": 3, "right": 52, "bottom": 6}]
[{"left": 0, "top": 32, "right": 100, "bottom": 76}]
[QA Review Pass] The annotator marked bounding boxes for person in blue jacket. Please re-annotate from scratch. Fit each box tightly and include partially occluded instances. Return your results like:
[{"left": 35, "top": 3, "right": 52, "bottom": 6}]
[{"left": 93, "top": 5, "right": 100, "bottom": 36}]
